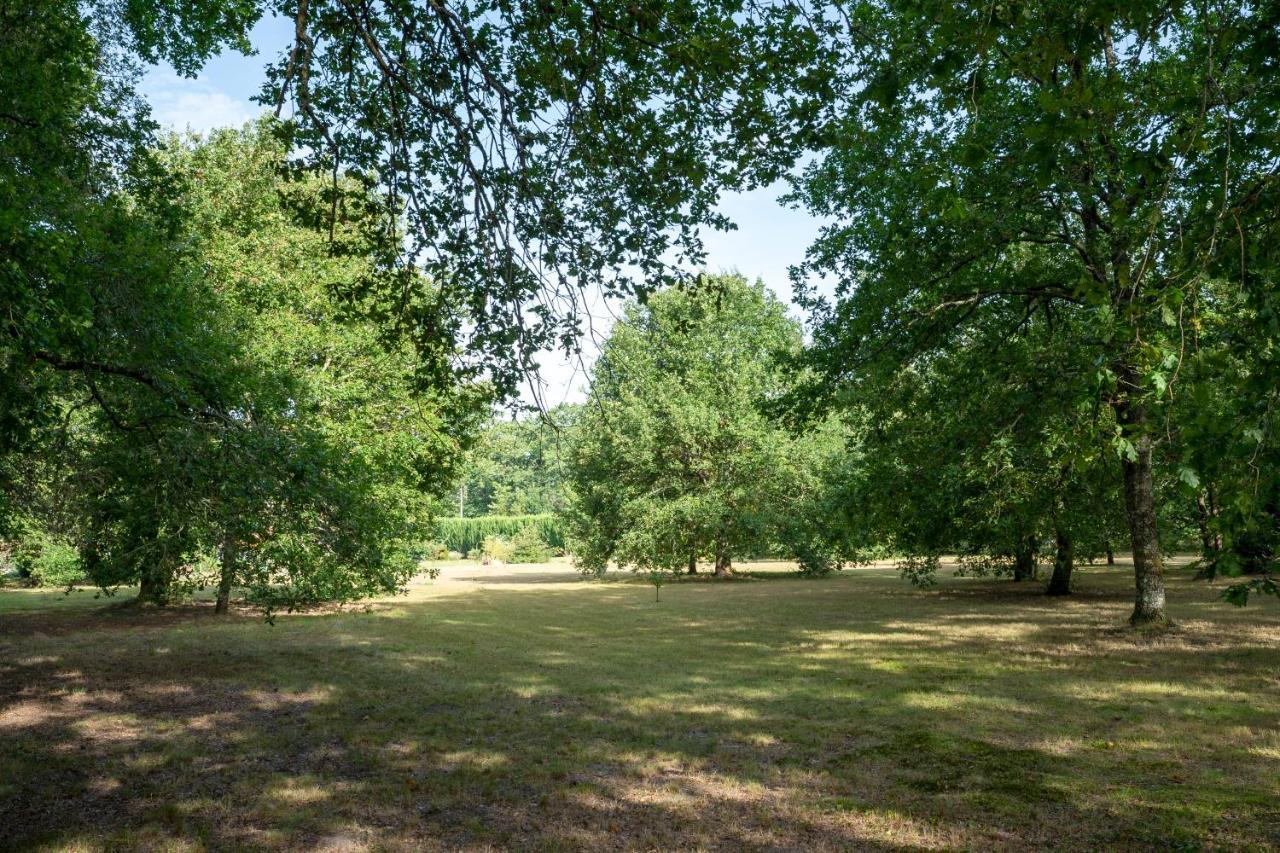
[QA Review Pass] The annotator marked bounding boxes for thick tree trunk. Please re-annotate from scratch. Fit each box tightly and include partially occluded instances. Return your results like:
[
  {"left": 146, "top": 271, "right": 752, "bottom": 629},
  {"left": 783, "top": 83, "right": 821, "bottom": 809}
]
[
  {"left": 136, "top": 560, "right": 172, "bottom": 606},
  {"left": 687, "top": 547, "right": 698, "bottom": 575},
  {"left": 1115, "top": 393, "right": 1168, "bottom": 626},
  {"left": 1047, "top": 528, "right": 1073, "bottom": 596},
  {"left": 215, "top": 536, "right": 236, "bottom": 614},
  {"left": 1012, "top": 536, "right": 1037, "bottom": 582},
  {"left": 1105, "top": 543, "right": 1115, "bottom": 565},
  {"left": 713, "top": 534, "right": 732, "bottom": 578}
]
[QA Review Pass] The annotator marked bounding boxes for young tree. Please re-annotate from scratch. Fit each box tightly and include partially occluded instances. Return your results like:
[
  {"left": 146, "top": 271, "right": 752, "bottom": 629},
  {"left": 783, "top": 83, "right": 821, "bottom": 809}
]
[{"left": 564, "top": 274, "right": 840, "bottom": 578}]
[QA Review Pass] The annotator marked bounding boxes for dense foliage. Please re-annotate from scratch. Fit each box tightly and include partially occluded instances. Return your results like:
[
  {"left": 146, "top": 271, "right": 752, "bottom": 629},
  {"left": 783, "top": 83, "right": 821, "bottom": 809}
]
[
  {"left": 4, "top": 117, "right": 484, "bottom": 611},
  {"left": 453, "top": 408, "right": 577, "bottom": 517},
  {"left": 761, "top": 0, "right": 1280, "bottom": 620},
  {"left": 564, "top": 274, "right": 845, "bottom": 578},
  {"left": 432, "top": 514, "right": 566, "bottom": 557}
]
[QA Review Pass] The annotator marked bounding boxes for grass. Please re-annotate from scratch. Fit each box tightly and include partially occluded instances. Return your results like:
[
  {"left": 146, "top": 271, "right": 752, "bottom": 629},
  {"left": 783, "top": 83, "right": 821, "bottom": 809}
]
[{"left": 1, "top": 558, "right": 1278, "bottom": 850}]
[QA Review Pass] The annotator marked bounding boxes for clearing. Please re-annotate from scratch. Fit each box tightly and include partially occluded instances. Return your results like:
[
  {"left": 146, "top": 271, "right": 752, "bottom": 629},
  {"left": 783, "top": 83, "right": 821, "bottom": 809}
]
[{"left": 1, "top": 559, "right": 1277, "bottom": 850}]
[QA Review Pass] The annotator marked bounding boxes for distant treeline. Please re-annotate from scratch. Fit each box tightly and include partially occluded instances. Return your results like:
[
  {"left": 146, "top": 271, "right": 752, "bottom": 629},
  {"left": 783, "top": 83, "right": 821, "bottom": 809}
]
[{"left": 433, "top": 515, "right": 565, "bottom": 555}]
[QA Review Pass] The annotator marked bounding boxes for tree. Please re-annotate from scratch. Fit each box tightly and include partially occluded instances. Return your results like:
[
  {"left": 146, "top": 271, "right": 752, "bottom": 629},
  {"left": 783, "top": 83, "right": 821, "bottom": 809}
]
[
  {"left": 39, "top": 124, "right": 485, "bottom": 611},
  {"left": 775, "top": 1, "right": 1280, "bottom": 625},
  {"left": 564, "top": 274, "right": 841, "bottom": 578},
  {"left": 832, "top": 303, "right": 1126, "bottom": 595},
  {"left": 0, "top": 0, "right": 221, "bottom": 526}
]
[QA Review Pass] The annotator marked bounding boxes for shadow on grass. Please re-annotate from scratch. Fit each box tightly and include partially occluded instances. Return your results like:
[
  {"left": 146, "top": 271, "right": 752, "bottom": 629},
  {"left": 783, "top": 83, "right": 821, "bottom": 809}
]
[{"left": 0, "top": 566, "right": 1277, "bottom": 849}]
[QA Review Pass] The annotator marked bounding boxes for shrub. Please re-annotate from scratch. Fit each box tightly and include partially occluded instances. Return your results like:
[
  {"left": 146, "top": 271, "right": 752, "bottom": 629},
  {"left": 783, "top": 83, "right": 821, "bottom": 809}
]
[
  {"left": 19, "top": 536, "right": 84, "bottom": 588},
  {"left": 418, "top": 540, "right": 450, "bottom": 561},
  {"left": 480, "top": 535, "right": 514, "bottom": 563},
  {"left": 507, "top": 526, "right": 552, "bottom": 564}
]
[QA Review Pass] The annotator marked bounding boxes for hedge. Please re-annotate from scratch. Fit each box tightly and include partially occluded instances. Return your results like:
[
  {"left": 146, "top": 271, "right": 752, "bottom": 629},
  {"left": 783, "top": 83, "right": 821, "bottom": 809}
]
[{"left": 432, "top": 514, "right": 565, "bottom": 555}]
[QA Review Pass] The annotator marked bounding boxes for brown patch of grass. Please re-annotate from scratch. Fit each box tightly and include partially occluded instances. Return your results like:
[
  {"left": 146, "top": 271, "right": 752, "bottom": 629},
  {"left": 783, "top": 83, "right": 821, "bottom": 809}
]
[{"left": 0, "top": 558, "right": 1278, "bottom": 850}]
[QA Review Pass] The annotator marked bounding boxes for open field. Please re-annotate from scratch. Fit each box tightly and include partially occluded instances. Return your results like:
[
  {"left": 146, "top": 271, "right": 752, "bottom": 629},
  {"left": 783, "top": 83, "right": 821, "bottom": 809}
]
[{"left": 1, "top": 558, "right": 1278, "bottom": 851}]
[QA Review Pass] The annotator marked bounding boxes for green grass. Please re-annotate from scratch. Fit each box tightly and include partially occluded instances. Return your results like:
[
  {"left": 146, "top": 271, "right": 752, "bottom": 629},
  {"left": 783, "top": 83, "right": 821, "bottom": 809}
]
[{"left": 1, "top": 559, "right": 1278, "bottom": 850}]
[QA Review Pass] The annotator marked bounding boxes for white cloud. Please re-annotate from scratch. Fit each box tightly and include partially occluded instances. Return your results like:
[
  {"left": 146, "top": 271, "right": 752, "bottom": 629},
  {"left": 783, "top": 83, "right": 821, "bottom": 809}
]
[{"left": 141, "top": 70, "right": 257, "bottom": 134}]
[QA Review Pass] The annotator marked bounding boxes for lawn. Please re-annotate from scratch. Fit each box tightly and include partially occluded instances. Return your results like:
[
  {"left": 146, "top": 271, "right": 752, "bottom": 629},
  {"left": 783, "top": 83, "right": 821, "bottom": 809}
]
[{"left": 1, "top": 559, "right": 1277, "bottom": 850}]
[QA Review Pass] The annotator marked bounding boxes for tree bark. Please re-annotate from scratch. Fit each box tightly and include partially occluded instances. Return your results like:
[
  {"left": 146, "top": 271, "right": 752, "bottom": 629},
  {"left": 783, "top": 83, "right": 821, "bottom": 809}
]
[
  {"left": 1047, "top": 528, "right": 1073, "bottom": 596},
  {"left": 1012, "top": 536, "right": 1037, "bottom": 582},
  {"left": 687, "top": 547, "right": 698, "bottom": 575},
  {"left": 1114, "top": 391, "right": 1168, "bottom": 625},
  {"left": 215, "top": 536, "right": 236, "bottom": 614},
  {"left": 1105, "top": 542, "right": 1115, "bottom": 565},
  {"left": 713, "top": 533, "right": 732, "bottom": 577},
  {"left": 1194, "top": 487, "right": 1223, "bottom": 562},
  {"left": 136, "top": 560, "right": 172, "bottom": 606}
]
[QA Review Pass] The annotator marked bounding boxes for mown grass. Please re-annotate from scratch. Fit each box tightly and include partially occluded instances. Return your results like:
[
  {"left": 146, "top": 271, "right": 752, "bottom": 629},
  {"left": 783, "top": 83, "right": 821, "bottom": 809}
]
[{"left": 1, "top": 558, "right": 1277, "bottom": 850}]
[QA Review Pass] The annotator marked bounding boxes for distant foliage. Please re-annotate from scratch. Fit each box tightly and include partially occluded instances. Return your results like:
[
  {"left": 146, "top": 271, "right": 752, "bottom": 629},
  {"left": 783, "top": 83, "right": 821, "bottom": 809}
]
[
  {"left": 454, "top": 408, "right": 577, "bottom": 517},
  {"left": 418, "top": 541, "right": 451, "bottom": 561},
  {"left": 507, "top": 526, "right": 553, "bottom": 564},
  {"left": 434, "top": 515, "right": 564, "bottom": 556}
]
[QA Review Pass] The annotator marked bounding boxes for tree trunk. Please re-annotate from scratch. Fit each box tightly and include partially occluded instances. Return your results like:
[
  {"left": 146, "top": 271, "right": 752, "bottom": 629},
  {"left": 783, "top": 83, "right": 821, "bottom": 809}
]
[
  {"left": 1105, "top": 542, "right": 1115, "bottom": 565},
  {"left": 1195, "top": 492, "right": 1215, "bottom": 557},
  {"left": 1115, "top": 392, "right": 1168, "bottom": 626},
  {"left": 215, "top": 536, "right": 236, "bottom": 614},
  {"left": 1195, "top": 486, "right": 1223, "bottom": 561},
  {"left": 1012, "top": 536, "right": 1037, "bottom": 582},
  {"left": 687, "top": 547, "right": 698, "bottom": 575},
  {"left": 1047, "top": 528, "right": 1073, "bottom": 596},
  {"left": 713, "top": 534, "right": 732, "bottom": 578},
  {"left": 136, "top": 563, "right": 171, "bottom": 606},
  {"left": 1206, "top": 483, "right": 1223, "bottom": 553}
]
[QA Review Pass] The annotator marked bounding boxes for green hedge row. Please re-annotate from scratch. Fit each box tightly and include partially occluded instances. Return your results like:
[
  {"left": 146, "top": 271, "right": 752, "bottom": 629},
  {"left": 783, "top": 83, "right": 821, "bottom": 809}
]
[{"left": 432, "top": 514, "right": 565, "bottom": 555}]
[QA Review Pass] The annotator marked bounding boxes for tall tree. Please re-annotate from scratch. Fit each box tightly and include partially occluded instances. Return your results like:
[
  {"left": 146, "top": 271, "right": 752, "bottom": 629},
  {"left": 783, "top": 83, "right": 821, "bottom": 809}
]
[
  {"left": 564, "top": 274, "right": 841, "bottom": 578},
  {"left": 777, "top": 0, "right": 1280, "bottom": 625},
  {"left": 47, "top": 124, "right": 485, "bottom": 611}
]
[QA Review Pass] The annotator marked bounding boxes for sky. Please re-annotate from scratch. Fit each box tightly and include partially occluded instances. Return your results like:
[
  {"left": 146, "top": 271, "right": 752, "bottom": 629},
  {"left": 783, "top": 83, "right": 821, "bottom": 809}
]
[{"left": 138, "top": 16, "right": 824, "bottom": 406}]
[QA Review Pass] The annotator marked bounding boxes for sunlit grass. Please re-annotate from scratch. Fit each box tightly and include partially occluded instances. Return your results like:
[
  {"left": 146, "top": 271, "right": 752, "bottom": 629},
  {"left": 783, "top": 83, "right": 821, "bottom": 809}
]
[{"left": 1, "top": 558, "right": 1278, "bottom": 849}]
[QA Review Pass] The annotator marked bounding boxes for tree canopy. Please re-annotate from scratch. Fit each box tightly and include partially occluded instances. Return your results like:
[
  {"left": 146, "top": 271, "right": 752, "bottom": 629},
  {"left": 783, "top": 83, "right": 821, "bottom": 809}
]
[
  {"left": 4, "top": 0, "right": 1279, "bottom": 619},
  {"left": 771, "top": 0, "right": 1280, "bottom": 621},
  {"left": 564, "top": 274, "right": 844, "bottom": 578}
]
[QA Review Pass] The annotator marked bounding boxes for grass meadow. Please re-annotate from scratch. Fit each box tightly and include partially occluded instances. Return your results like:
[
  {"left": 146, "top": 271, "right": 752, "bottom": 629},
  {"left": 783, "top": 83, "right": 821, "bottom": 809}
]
[{"left": 1, "top": 558, "right": 1278, "bottom": 850}]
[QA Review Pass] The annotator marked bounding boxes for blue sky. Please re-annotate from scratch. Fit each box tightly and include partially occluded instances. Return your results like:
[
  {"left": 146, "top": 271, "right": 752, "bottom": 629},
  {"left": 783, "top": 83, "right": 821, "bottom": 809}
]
[{"left": 138, "top": 17, "right": 824, "bottom": 405}]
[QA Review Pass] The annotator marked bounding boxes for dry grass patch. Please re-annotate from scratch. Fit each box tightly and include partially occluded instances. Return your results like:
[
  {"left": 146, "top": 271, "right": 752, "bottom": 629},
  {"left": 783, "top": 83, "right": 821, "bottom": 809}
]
[{"left": 0, "top": 558, "right": 1278, "bottom": 850}]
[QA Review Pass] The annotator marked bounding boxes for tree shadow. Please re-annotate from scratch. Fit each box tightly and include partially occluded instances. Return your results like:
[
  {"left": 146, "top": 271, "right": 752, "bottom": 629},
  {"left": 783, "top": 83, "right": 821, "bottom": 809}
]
[{"left": 1, "top": 565, "right": 1277, "bottom": 849}]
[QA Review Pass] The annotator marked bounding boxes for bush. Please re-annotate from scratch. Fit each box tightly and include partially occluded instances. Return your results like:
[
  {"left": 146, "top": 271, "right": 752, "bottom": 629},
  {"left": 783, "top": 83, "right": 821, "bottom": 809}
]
[
  {"left": 480, "top": 535, "right": 514, "bottom": 563},
  {"left": 18, "top": 536, "right": 84, "bottom": 588},
  {"left": 417, "top": 540, "right": 450, "bottom": 561},
  {"left": 507, "top": 526, "right": 552, "bottom": 564}
]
